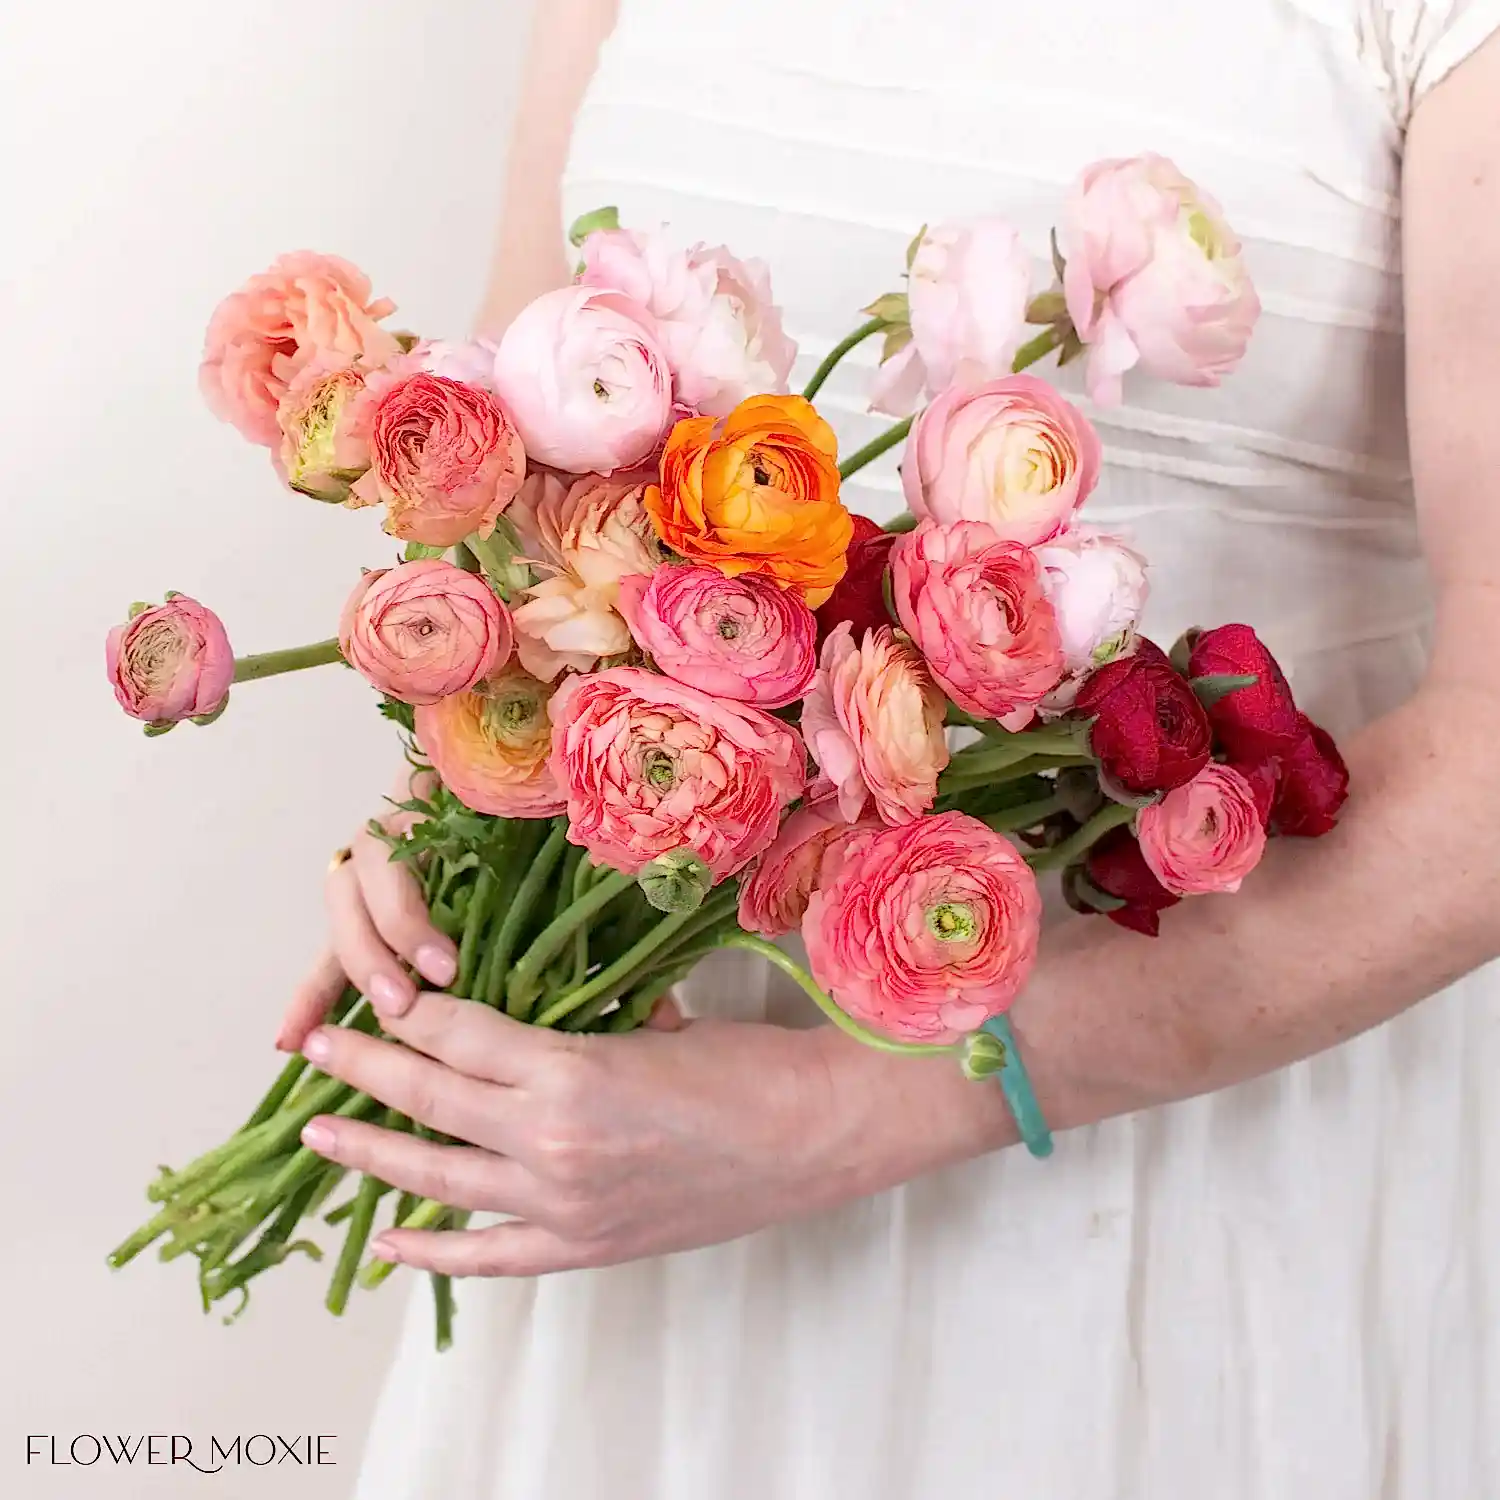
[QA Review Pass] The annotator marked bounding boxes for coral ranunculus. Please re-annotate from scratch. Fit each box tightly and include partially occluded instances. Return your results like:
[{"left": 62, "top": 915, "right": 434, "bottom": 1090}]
[
  {"left": 1137, "top": 762, "right": 1268, "bottom": 896},
  {"left": 106, "top": 595, "right": 235, "bottom": 726},
  {"left": 645, "top": 395, "right": 853, "bottom": 608},
  {"left": 274, "top": 355, "right": 371, "bottom": 502},
  {"left": 737, "top": 795, "right": 876, "bottom": 939}
]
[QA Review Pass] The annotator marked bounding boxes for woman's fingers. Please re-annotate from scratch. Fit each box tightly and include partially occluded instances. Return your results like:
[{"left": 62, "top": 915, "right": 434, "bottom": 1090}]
[
  {"left": 325, "top": 859, "right": 419, "bottom": 1020},
  {"left": 378, "top": 992, "right": 567, "bottom": 1087},
  {"left": 277, "top": 950, "right": 346, "bottom": 1052},
  {"left": 350, "top": 830, "right": 457, "bottom": 990},
  {"left": 370, "top": 1221, "right": 597, "bottom": 1278}
]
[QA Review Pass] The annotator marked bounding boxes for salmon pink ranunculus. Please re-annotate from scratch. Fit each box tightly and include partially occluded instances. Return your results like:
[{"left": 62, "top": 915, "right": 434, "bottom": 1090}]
[
  {"left": 737, "top": 795, "right": 878, "bottom": 939},
  {"left": 106, "top": 594, "right": 235, "bottom": 727},
  {"left": 274, "top": 354, "right": 372, "bottom": 502},
  {"left": 1136, "top": 762, "right": 1268, "bottom": 896}
]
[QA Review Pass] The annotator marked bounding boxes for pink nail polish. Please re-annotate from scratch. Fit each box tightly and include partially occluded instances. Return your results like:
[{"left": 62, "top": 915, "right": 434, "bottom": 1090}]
[
  {"left": 368, "top": 972, "right": 410, "bottom": 1016},
  {"left": 302, "top": 1121, "right": 335, "bottom": 1152},
  {"left": 416, "top": 944, "right": 457, "bottom": 987},
  {"left": 303, "top": 1030, "right": 331, "bottom": 1064}
]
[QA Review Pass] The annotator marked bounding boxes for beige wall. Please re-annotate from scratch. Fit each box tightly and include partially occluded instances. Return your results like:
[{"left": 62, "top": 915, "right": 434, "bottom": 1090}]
[{"left": 0, "top": 2, "right": 530, "bottom": 1493}]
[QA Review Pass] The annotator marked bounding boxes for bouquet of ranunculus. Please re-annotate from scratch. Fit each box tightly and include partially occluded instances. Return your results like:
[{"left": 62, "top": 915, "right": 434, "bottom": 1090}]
[{"left": 107, "top": 155, "right": 1347, "bottom": 1348}]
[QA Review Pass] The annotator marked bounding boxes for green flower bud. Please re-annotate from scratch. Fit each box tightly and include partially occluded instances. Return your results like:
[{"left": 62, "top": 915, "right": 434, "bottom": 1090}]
[
  {"left": 639, "top": 849, "right": 712, "bottom": 914},
  {"left": 961, "top": 1031, "right": 1007, "bottom": 1081}
]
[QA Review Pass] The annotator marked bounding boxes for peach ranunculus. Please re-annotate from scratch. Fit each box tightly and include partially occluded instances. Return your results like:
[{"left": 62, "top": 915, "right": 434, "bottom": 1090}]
[
  {"left": 1136, "top": 762, "right": 1268, "bottom": 896},
  {"left": 347, "top": 367, "right": 526, "bottom": 547},
  {"left": 199, "top": 252, "right": 401, "bottom": 448},
  {"left": 803, "top": 811, "right": 1043, "bottom": 1044},
  {"left": 490, "top": 286, "right": 673, "bottom": 473},
  {"left": 274, "top": 355, "right": 372, "bottom": 502},
  {"left": 801, "top": 622, "right": 949, "bottom": 825},
  {"left": 338, "top": 560, "right": 513, "bottom": 706},
  {"left": 507, "top": 470, "right": 666, "bottom": 680},
  {"left": 579, "top": 228, "right": 797, "bottom": 417},
  {"left": 891, "top": 520, "right": 1064, "bottom": 730},
  {"left": 105, "top": 594, "right": 235, "bottom": 727},
  {"left": 617, "top": 564, "right": 817, "bottom": 710},
  {"left": 548, "top": 666, "right": 805, "bottom": 881},
  {"left": 415, "top": 662, "right": 565, "bottom": 818},
  {"left": 645, "top": 395, "right": 853, "bottom": 608},
  {"left": 737, "top": 794, "right": 878, "bottom": 938},
  {"left": 1062, "top": 154, "right": 1260, "bottom": 406},
  {"left": 902, "top": 374, "right": 1101, "bottom": 548}
]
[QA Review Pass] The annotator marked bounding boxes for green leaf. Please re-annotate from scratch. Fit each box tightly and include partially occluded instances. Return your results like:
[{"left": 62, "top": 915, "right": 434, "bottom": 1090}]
[
  {"left": 1025, "top": 289, "right": 1068, "bottom": 326},
  {"left": 1190, "top": 673, "right": 1258, "bottom": 709},
  {"left": 190, "top": 696, "right": 229, "bottom": 728},
  {"left": 403, "top": 541, "right": 447, "bottom": 562},
  {"left": 378, "top": 697, "right": 417, "bottom": 734},
  {"left": 861, "top": 291, "right": 910, "bottom": 325},
  {"left": 143, "top": 720, "right": 175, "bottom": 738},
  {"left": 567, "top": 205, "right": 620, "bottom": 248},
  {"left": 1050, "top": 226, "right": 1067, "bottom": 282},
  {"left": 905, "top": 223, "right": 929, "bottom": 270},
  {"left": 881, "top": 324, "right": 914, "bottom": 363}
]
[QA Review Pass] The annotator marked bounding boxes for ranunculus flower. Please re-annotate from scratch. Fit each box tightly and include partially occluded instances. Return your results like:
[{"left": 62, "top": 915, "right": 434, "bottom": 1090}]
[
  {"left": 200, "top": 251, "right": 400, "bottom": 447},
  {"left": 413, "top": 337, "right": 499, "bottom": 388},
  {"left": 1073, "top": 638, "right": 1212, "bottom": 794},
  {"left": 813, "top": 514, "right": 896, "bottom": 646},
  {"left": 347, "top": 368, "right": 526, "bottom": 547},
  {"left": 490, "top": 286, "right": 672, "bottom": 473},
  {"left": 1062, "top": 154, "right": 1260, "bottom": 406},
  {"left": 1137, "top": 762, "right": 1268, "bottom": 895},
  {"left": 891, "top": 519, "right": 1064, "bottom": 729},
  {"left": 274, "top": 355, "right": 371, "bottom": 502},
  {"left": 803, "top": 811, "right": 1043, "bottom": 1044},
  {"left": 801, "top": 622, "right": 949, "bottom": 825},
  {"left": 902, "top": 375, "right": 1102, "bottom": 548},
  {"left": 1083, "top": 826, "right": 1180, "bottom": 937},
  {"left": 106, "top": 594, "right": 234, "bottom": 726},
  {"left": 415, "top": 662, "right": 565, "bottom": 817},
  {"left": 338, "top": 560, "right": 512, "bottom": 706},
  {"left": 618, "top": 564, "right": 816, "bottom": 709},
  {"left": 870, "top": 219, "right": 1032, "bottom": 417},
  {"left": 645, "top": 395, "right": 853, "bottom": 608},
  {"left": 1271, "top": 716, "right": 1349, "bottom": 837},
  {"left": 508, "top": 470, "right": 665, "bottom": 680},
  {"left": 548, "top": 666, "right": 805, "bottom": 880},
  {"left": 1187, "top": 622, "right": 1302, "bottom": 761},
  {"left": 579, "top": 228, "right": 797, "bottom": 417},
  {"left": 736, "top": 795, "right": 877, "bottom": 938}
]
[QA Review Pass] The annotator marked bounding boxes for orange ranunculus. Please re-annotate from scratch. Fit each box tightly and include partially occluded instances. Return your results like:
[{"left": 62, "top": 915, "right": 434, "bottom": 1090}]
[{"left": 644, "top": 394, "right": 853, "bottom": 608}]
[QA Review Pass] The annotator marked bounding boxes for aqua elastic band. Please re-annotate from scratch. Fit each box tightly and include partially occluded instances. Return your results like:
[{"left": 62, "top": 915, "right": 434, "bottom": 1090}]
[{"left": 981, "top": 1014, "right": 1053, "bottom": 1159}]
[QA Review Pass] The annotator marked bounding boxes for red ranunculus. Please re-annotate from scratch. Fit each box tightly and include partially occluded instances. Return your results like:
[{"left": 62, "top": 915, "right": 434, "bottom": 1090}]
[
  {"left": 813, "top": 514, "right": 896, "bottom": 645},
  {"left": 1231, "top": 755, "right": 1279, "bottom": 827},
  {"left": 1084, "top": 826, "right": 1179, "bottom": 937},
  {"left": 1271, "top": 715, "right": 1349, "bottom": 836},
  {"left": 1073, "top": 638, "right": 1211, "bottom": 793},
  {"left": 1188, "top": 622, "right": 1302, "bottom": 760}
]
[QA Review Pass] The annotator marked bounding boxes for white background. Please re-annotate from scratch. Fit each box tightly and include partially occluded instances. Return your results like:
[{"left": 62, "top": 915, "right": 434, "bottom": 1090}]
[{"left": 0, "top": 2, "right": 531, "bottom": 1494}]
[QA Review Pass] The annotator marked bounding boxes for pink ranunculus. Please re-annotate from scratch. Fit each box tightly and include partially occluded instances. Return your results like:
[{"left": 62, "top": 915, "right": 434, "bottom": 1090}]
[
  {"left": 617, "top": 564, "right": 817, "bottom": 709},
  {"left": 870, "top": 219, "right": 1033, "bottom": 418},
  {"left": 579, "top": 228, "right": 797, "bottom": 417},
  {"left": 1062, "top": 154, "right": 1260, "bottom": 406},
  {"left": 274, "top": 354, "right": 371, "bottom": 502},
  {"left": 490, "top": 286, "right": 672, "bottom": 473},
  {"left": 736, "top": 795, "right": 878, "bottom": 938},
  {"left": 199, "top": 252, "right": 401, "bottom": 447},
  {"left": 338, "top": 560, "right": 513, "bottom": 706},
  {"left": 346, "top": 367, "right": 526, "bottom": 547},
  {"left": 803, "top": 811, "right": 1043, "bottom": 1044},
  {"left": 801, "top": 623, "right": 949, "bottom": 825},
  {"left": 106, "top": 594, "right": 234, "bottom": 726},
  {"left": 1136, "top": 762, "right": 1268, "bottom": 896},
  {"left": 508, "top": 470, "right": 665, "bottom": 680},
  {"left": 549, "top": 666, "right": 805, "bottom": 880},
  {"left": 891, "top": 519, "right": 1065, "bottom": 729},
  {"left": 902, "top": 374, "right": 1101, "bottom": 548},
  {"left": 412, "top": 337, "right": 500, "bottom": 388}
]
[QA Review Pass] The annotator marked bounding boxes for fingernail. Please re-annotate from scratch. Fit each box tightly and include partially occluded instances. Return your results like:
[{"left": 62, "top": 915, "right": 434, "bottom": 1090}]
[
  {"left": 302, "top": 1121, "right": 335, "bottom": 1152},
  {"left": 303, "top": 1030, "right": 332, "bottom": 1065},
  {"left": 369, "top": 1235, "right": 397, "bottom": 1261},
  {"left": 416, "top": 944, "right": 457, "bottom": 988},
  {"left": 369, "top": 972, "right": 412, "bottom": 1017}
]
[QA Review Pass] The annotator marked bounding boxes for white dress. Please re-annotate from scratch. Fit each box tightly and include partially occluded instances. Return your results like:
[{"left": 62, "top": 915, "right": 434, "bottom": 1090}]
[{"left": 357, "top": 3, "right": 1500, "bottom": 1495}]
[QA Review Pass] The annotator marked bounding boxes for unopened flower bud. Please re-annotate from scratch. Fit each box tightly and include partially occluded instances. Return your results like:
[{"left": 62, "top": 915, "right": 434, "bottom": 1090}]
[
  {"left": 639, "top": 848, "right": 713, "bottom": 914},
  {"left": 961, "top": 1030, "right": 1008, "bottom": 1081}
]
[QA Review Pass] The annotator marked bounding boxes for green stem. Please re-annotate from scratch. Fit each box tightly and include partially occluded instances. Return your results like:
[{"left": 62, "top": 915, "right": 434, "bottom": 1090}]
[
  {"left": 802, "top": 317, "right": 884, "bottom": 401},
  {"left": 326, "top": 1170, "right": 388, "bottom": 1315},
  {"left": 1012, "top": 322, "right": 1064, "bottom": 372},
  {"left": 231, "top": 638, "right": 343, "bottom": 684},
  {"left": 358, "top": 1197, "right": 449, "bottom": 1289},
  {"left": 455, "top": 866, "right": 499, "bottom": 999},
  {"left": 506, "top": 869, "right": 634, "bottom": 1015},
  {"left": 239, "top": 984, "right": 360, "bottom": 1132},
  {"left": 982, "top": 793, "right": 1067, "bottom": 834},
  {"left": 432, "top": 1273, "right": 456, "bottom": 1352},
  {"left": 532, "top": 905, "right": 698, "bottom": 1028},
  {"left": 838, "top": 416, "right": 913, "bottom": 480},
  {"left": 947, "top": 729, "right": 1087, "bottom": 775},
  {"left": 492, "top": 821, "right": 569, "bottom": 1016},
  {"left": 939, "top": 753, "right": 1094, "bottom": 796},
  {"left": 1026, "top": 801, "right": 1136, "bottom": 872}
]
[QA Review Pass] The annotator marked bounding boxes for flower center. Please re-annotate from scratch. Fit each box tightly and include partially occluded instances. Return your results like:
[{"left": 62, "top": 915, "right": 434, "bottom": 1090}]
[
  {"left": 925, "top": 902, "right": 977, "bottom": 943},
  {"left": 717, "top": 616, "right": 740, "bottom": 641},
  {"left": 481, "top": 691, "right": 538, "bottom": 744},
  {"left": 593, "top": 378, "right": 610, "bottom": 401},
  {"left": 1185, "top": 205, "right": 1223, "bottom": 259},
  {"left": 641, "top": 747, "right": 677, "bottom": 791}
]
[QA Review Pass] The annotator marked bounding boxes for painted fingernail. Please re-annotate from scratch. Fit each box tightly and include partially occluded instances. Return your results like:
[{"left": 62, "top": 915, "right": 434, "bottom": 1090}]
[
  {"left": 302, "top": 1121, "right": 335, "bottom": 1152},
  {"left": 368, "top": 972, "right": 412, "bottom": 1017},
  {"left": 416, "top": 944, "right": 457, "bottom": 988},
  {"left": 302, "top": 1030, "right": 332, "bottom": 1065},
  {"left": 369, "top": 1236, "right": 397, "bottom": 1260}
]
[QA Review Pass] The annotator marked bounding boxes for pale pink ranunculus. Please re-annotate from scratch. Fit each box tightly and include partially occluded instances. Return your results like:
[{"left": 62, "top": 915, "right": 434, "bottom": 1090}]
[
  {"left": 801, "top": 623, "right": 949, "bottom": 826},
  {"left": 106, "top": 594, "right": 234, "bottom": 726},
  {"left": 199, "top": 252, "right": 401, "bottom": 447},
  {"left": 491, "top": 286, "right": 672, "bottom": 472},
  {"left": 902, "top": 374, "right": 1101, "bottom": 548},
  {"left": 617, "top": 564, "right": 817, "bottom": 709},
  {"left": 1136, "top": 762, "right": 1268, "bottom": 896},
  {"left": 803, "top": 811, "right": 1043, "bottom": 1044},
  {"left": 338, "top": 560, "right": 513, "bottom": 706},
  {"left": 549, "top": 666, "right": 805, "bottom": 880},
  {"left": 1062, "top": 154, "right": 1261, "bottom": 406},
  {"left": 274, "top": 354, "right": 371, "bottom": 502},
  {"left": 891, "top": 519, "right": 1064, "bottom": 730},
  {"left": 737, "top": 795, "right": 877, "bottom": 938},
  {"left": 412, "top": 337, "right": 500, "bottom": 389},
  {"left": 346, "top": 366, "right": 526, "bottom": 547},
  {"left": 870, "top": 219, "right": 1032, "bottom": 418},
  {"left": 579, "top": 228, "right": 797, "bottom": 417},
  {"left": 508, "top": 470, "right": 665, "bottom": 680}
]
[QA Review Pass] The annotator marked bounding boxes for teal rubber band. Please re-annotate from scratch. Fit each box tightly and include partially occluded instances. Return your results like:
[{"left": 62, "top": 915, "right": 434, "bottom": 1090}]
[{"left": 981, "top": 1014, "right": 1054, "bottom": 1159}]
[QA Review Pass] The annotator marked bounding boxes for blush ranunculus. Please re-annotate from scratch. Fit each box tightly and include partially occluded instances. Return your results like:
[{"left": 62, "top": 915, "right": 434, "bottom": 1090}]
[
  {"left": 1083, "top": 826, "right": 1181, "bottom": 937},
  {"left": 813, "top": 514, "right": 896, "bottom": 646},
  {"left": 338, "top": 560, "right": 512, "bottom": 706},
  {"left": 645, "top": 395, "right": 853, "bottom": 607},
  {"left": 891, "top": 519, "right": 1064, "bottom": 729},
  {"left": 737, "top": 795, "right": 878, "bottom": 938},
  {"left": 870, "top": 219, "right": 1033, "bottom": 417},
  {"left": 901, "top": 375, "right": 1102, "bottom": 548},
  {"left": 1137, "top": 762, "right": 1268, "bottom": 896},
  {"left": 548, "top": 666, "right": 805, "bottom": 880},
  {"left": 415, "top": 662, "right": 565, "bottom": 818},
  {"left": 1062, "top": 153, "right": 1260, "bottom": 406},
  {"left": 490, "top": 286, "right": 672, "bottom": 473},
  {"left": 1270, "top": 716, "right": 1349, "bottom": 837},
  {"left": 199, "top": 252, "right": 400, "bottom": 447},
  {"left": 1187, "top": 622, "right": 1302, "bottom": 761},
  {"left": 106, "top": 594, "right": 235, "bottom": 726},
  {"left": 579, "top": 228, "right": 797, "bottom": 417},
  {"left": 801, "top": 622, "right": 949, "bottom": 825},
  {"left": 274, "top": 355, "right": 371, "bottom": 502},
  {"left": 617, "top": 565, "right": 816, "bottom": 709},
  {"left": 412, "top": 337, "right": 499, "bottom": 388},
  {"left": 347, "top": 368, "right": 526, "bottom": 547},
  {"left": 803, "top": 811, "right": 1043, "bottom": 1044}
]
